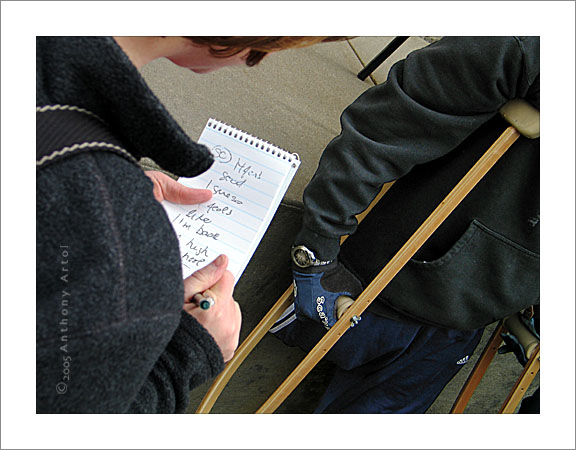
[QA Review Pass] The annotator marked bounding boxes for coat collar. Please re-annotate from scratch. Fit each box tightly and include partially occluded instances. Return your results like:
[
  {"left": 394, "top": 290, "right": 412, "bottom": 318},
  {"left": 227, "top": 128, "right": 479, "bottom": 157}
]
[{"left": 36, "top": 36, "right": 213, "bottom": 178}]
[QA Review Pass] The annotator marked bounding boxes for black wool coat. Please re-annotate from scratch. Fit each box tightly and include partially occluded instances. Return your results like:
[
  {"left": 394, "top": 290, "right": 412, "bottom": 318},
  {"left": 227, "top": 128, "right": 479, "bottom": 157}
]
[{"left": 36, "top": 37, "right": 223, "bottom": 413}]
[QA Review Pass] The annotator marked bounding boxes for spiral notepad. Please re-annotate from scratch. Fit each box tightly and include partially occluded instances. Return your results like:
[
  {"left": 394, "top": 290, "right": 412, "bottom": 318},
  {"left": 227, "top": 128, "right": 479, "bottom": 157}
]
[{"left": 162, "top": 118, "right": 300, "bottom": 282}]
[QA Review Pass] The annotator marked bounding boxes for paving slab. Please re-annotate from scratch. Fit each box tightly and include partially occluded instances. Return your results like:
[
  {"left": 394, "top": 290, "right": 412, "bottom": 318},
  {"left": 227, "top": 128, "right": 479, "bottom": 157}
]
[{"left": 141, "top": 39, "right": 372, "bottom": 204}]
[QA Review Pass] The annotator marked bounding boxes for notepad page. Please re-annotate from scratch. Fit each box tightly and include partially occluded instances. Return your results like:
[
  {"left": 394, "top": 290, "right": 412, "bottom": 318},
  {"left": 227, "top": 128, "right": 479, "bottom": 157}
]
[{"left": 162, "top": 119, "right": 300, "bottom": 282}]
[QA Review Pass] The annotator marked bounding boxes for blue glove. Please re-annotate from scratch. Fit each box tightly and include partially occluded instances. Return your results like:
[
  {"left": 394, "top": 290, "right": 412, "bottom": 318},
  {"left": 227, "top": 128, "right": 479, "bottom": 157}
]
[{"left": 293, "top": 261, "right": 363, "bottom": 329}]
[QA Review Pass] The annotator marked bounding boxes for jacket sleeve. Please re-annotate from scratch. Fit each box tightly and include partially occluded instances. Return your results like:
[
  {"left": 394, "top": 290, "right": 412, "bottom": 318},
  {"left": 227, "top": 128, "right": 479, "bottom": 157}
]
[
  {"left": 126, "top": 312, "right": 224, "bottom": 413},
  {"left": 35, "top": 153, "right": 225, "bottom": 414},
  {"left": 296, "top": 37, "right": 540, "bottom": 260}
]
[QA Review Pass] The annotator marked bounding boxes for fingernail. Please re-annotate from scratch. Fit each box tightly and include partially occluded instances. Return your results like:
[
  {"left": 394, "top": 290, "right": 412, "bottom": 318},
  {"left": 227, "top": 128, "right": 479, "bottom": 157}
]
[{"left": 214, "top": 255, "right": 224, "bottom": 266}]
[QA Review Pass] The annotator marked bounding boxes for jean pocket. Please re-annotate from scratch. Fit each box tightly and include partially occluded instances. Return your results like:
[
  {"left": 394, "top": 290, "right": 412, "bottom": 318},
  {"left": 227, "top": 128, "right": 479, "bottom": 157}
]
[{"left": 379, "top": 219, "right": 540, "bottom": 330}]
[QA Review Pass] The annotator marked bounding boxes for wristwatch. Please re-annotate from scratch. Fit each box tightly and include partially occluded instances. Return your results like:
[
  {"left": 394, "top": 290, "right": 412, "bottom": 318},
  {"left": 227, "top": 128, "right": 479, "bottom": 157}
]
[{"left": 291, "top": 245, "right": 333, "bottom": 269}]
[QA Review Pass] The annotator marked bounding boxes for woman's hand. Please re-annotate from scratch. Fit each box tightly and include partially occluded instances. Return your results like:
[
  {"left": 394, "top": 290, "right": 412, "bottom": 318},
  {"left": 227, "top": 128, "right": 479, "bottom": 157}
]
[
  {"left": 182, "top": 255, "right": 241, "bottom": 362},
  {"left": 145, "top": 170, "right": 212, "bottom": 204}
]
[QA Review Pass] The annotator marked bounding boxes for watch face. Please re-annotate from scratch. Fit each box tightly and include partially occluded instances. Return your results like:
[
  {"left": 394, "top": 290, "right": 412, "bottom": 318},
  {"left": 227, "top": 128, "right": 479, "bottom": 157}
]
[{"left": 292, "top": 247, "right": 312, "bottom": 268}]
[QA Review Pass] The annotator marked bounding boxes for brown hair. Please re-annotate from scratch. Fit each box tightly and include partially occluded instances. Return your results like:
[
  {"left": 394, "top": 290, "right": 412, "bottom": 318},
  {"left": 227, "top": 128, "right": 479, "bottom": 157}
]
[{"left": 185, "top": 36, "right": 348, "bottom": 66}]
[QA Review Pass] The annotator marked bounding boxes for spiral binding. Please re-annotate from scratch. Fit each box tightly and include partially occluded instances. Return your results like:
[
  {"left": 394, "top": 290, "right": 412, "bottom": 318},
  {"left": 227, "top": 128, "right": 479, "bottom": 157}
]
[{"left": 207, "top": 118, "right": 300, "bottom": 166}]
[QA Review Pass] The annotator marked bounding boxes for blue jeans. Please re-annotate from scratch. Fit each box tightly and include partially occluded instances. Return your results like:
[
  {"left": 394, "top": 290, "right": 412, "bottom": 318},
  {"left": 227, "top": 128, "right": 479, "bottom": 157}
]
[{"left": 271, "top": 306, "right": 483, "bottom": 413}]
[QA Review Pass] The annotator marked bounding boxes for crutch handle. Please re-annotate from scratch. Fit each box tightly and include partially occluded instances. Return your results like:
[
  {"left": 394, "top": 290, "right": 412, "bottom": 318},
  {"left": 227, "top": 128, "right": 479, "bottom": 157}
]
[
  {"left": 503, "top": 313, "right": 540, "bottom": 360},
  {"left": 499, "top": 99, "right": 539, "bottom": 139},
  {"left": 336, "top": 295, "right": 355, "bottom": 319}
]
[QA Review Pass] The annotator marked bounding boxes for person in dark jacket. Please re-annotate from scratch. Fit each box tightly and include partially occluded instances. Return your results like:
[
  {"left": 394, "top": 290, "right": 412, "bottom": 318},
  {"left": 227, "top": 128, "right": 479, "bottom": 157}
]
[
  {"left": 272, "top": 36, "right": 540, "bottom": 413},
  {"left": 36, "top": 36, "right": 342, "bottom": 413}
]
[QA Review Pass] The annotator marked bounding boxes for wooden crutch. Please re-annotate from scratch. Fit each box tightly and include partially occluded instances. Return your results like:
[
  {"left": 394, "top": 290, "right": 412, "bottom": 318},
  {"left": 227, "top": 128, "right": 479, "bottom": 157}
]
[
  {"left": 197, "top": 99, "right": 540, "bottom": 414},
  {"left": 450, "top": 312, "right": 540, "bottom": 413}
]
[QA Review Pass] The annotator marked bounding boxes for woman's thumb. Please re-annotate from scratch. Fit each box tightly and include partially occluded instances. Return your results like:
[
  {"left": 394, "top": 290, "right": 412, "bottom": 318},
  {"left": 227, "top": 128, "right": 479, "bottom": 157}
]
[{"left": 183, "top": 255, "right": 228, "bottom": 298}]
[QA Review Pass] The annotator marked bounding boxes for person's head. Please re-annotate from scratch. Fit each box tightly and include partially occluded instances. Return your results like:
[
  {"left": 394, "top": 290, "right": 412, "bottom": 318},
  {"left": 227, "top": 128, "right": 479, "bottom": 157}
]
[
  {"left": 114, "top": 36, "right": 347, "bottom": 72},
  {"left": 183, "top": 36, "right": 346, "bottom": 69}
]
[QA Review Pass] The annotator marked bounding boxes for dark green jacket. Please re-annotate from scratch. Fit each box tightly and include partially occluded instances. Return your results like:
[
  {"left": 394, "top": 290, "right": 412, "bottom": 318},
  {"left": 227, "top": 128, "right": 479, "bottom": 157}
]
[{"left": 296, "top": 37, "right": 540, "bottom": 329}]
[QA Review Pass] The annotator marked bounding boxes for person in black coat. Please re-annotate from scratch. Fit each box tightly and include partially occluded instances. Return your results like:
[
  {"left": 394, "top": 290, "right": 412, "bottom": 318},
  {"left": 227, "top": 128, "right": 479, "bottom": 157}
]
[
  {"left": 36, "top": 36, "right": 342, "bottom": 413},
  {"left": 272, "top": 37, "right": 540, "bottom": 413}
]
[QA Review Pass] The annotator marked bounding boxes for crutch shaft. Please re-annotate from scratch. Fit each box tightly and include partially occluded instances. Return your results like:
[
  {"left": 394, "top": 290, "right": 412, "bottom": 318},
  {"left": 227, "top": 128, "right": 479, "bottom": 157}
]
[
  {"left": 499, "top": 345, "right": 540, "bottom": 413},
  {"left": 450, "top": 322, "right": 505, "bottom": 413},
  {"left": 195, "top": 285, "right": 294, "bottom": 413}
]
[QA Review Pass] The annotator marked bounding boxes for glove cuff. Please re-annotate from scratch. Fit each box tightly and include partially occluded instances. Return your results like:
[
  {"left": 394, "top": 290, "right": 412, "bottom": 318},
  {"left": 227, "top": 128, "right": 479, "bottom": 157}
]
[{"left": 294, "top": 227, "right": 341, "bottom": 261}]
